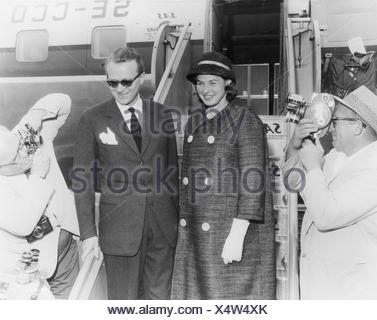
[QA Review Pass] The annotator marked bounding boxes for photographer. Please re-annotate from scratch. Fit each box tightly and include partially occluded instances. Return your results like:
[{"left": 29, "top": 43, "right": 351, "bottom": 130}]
[
  {"left": 282, "top": 86, "right": 377, "bottom": 299},
  {"left": 0, "top": 93, "right": 79, "bottom": 299}
]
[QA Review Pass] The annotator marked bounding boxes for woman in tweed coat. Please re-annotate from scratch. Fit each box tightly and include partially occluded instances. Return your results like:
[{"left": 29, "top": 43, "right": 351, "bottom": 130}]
[{"left": 171, "top": 52, "right": 276, "bottom": 299}]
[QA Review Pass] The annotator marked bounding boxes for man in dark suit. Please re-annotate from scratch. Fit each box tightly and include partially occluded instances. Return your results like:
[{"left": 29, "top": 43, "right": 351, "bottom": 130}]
[{"left": 73, "top": 47, "right": 179, "bottom": 299}]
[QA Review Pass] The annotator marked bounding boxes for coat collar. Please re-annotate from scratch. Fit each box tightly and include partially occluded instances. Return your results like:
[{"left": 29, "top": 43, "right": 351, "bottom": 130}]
[{"left": 186, "top": 99, "right": 244, "bottom": 136}]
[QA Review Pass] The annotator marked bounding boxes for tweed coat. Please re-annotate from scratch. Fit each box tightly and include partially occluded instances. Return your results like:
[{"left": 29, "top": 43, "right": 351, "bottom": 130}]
[
  {"left": 171, "top": 99, "right": 276, "bottom": 299},
  {"left": 73, "top": 98, "right": 179, "bottom": 256}
]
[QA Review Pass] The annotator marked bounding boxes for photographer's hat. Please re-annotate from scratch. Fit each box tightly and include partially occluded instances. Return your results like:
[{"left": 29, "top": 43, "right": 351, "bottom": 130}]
[
  {"left": 187, "top": 51, "right": 236, "bottom": 84},
  {"left": 334, "top": 85, "right": 377, "bottom": 133}
]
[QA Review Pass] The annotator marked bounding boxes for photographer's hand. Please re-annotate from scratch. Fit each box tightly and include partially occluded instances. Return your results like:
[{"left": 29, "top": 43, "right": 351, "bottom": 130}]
[
  {"left": 299, "top": 138, "right": 324, "bottom": 171},
  {"left": 286, "top": 119, "right": 318, "bottom": 160},
  {"left": 30, "top": 146, "right": 50, "bottom": 179},
  {"left": 291, "top": 119, "right": 319, "bottom": 148}
]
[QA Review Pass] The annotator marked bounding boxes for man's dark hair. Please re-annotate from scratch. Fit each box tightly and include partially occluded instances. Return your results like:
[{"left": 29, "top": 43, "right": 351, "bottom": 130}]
[{"left": 105, "top": 47, "right": 145, "bottom": 74}]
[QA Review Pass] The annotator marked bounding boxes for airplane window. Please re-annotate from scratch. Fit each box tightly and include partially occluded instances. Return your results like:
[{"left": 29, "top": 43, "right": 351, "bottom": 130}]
[
  {"left": 16, "top": 30, "right": 48, "bottom": 62},
  {"left": 91, "top": 26, "right": 127, "bottom": 59}
]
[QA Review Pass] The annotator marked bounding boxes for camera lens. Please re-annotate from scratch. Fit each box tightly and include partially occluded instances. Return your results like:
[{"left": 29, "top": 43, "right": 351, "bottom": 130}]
[
  {"left": 32, "top": 226, "right": 44, "bottom": 239},
  {"left": 31, "top": 249, "right": 40, "bottom": 256}
]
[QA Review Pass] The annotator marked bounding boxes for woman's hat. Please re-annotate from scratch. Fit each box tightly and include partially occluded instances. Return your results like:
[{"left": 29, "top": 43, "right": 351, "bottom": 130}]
[{"left": 187, "top": 51, "right": 236, "bottom": 84}]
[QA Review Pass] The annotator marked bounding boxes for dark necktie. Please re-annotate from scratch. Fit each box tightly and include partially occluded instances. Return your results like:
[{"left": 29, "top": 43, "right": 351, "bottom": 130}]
[{"left": 128, "top": 107, "right": 142, "bottom": 152}]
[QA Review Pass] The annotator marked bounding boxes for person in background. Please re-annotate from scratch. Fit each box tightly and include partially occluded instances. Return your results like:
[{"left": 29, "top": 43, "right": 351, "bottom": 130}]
[
  {"left": 0, "top": 93, "right": 79, "bottom": 298},
  {"left": 282, "top": 85, "right": 377, "bottom": 299},
  {"left": 171, "top": 51, "right": 276, "bottom": 299},
  {"left": 73, "top": 47, "right": 179, "bottom": 299}
]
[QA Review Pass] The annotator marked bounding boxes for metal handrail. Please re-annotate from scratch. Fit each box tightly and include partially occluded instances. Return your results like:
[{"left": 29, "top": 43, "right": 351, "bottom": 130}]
[
  {"left": 68, "top": 251, "right": 104, "bottom": 300},
  {"left": 286, "top": 17, "right": 300, "bottom": 300},
  {"left": 154, "top": 22, "right": 191, "bottom": 103},
  {"left": 287, "top": 18, "right": 296, "bottom": 93},
  {"left": 313, "top": 19, "right": 322, "bottom": 92}
]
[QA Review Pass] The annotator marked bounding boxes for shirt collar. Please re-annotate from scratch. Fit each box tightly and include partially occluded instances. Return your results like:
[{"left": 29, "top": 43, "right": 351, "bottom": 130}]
[{"left": 115, "top": 95, "right": 143, "bottom": 115}]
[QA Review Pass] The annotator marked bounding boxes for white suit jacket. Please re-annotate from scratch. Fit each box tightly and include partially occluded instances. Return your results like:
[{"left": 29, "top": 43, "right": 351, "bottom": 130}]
[
  {"left": 282, "top": 141, "right": 377, "bottom": 299},
  {"left": 0, "top": 93, "right": 79, "bottom": 277}
]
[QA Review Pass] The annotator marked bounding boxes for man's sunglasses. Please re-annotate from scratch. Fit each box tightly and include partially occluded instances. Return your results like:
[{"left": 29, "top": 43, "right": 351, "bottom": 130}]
[{"left": 106, "top": 72, "right": 143, "bottom": 88}]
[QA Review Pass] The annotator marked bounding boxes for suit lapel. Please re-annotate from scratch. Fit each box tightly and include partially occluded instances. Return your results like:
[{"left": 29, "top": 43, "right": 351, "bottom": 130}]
[
  {"left": 105, "top": 99, "right": 141, "bottom": 157},
  {"left": 302, "top": 219, "right": 314, "bottom": 239},
  {"left": 140, "top": 99, "right": 151, "bottom": 156}
]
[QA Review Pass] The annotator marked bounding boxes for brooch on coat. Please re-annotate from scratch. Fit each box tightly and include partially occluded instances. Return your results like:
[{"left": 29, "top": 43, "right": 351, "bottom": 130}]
[{"left": 99, "top": 127, "right": 118, "bottom": 145}]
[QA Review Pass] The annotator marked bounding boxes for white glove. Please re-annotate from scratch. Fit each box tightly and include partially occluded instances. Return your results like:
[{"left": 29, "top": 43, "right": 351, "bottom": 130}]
[
  {"left": 221, "top": 218, "right": 249, "bottom": 264},
  {"left": 81, "top": 236, "right": 101, "bottom": 263}
]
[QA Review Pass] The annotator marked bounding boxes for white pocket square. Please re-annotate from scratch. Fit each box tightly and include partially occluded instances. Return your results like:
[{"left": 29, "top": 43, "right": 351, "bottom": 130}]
[{"left": 99, "top": 128, "right": 118, "bottom": 145}]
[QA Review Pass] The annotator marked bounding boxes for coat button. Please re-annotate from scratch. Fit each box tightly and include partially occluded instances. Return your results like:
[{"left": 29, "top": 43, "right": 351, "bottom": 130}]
[
  {"left": 202, "top": 222, "right": 210, "bottom": 231},
  {"left": 204, "top": 177, "right": 211, "bottom": 185},
  {"left": 207, "top": 135, "right": 215, "bottom": 144},
  {"left": 180, "top": 219, "right": 187, "bottom": 227},
  {"left": 206, "top": 111, "right": 216, "bottom": 120},
  {"left": 301, "top": 253, "right": 306, "bottom": 258},
  {"left": 187, "top": 135, "right": 193, "bottom": 143},
  {"left": 182, "top": 177, "right": 189, "bottom": 185}
]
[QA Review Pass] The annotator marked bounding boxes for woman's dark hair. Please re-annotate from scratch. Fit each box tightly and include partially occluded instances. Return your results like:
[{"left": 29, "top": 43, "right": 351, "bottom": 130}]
[
  {"left": 105, "top": 47, "right": 145, "bottom": 74},
  {"left": 225, "top": 83, "right": 238, "bottom": 102}
]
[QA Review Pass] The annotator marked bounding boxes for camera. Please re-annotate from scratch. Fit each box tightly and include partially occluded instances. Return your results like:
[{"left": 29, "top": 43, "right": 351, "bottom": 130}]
[
  {"left": 18, "top": 124, "right": 42, "bottom": 155},
  {"left": 286, "top": 93, "right": 307, "bottom": 124},
  {"left": 286, "top": 92, "right": 336, "bottom": 137},
  {"left": 26, "top": 215, "right": 53, "bottom": 243}
]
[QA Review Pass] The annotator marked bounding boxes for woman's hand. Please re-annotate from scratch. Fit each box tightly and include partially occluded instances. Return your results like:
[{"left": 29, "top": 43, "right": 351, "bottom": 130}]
[{"left": 221, "top": 218, "right": 249, "bottom": 264}]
